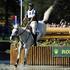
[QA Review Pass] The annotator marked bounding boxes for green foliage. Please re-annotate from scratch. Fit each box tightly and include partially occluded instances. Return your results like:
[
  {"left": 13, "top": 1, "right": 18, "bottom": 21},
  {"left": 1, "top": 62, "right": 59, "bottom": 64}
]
[
  {"left": 39, "top": 39, "right": 70, "bottom": 47},
  {"left": 32, "top": 0, "right": 54, "bottom": 19},
  {"left": 31, "top": 0, "right": 70, "bottom": 22},
  {"left": 24, "top": 0, "right": 29, "bottom": 13}
]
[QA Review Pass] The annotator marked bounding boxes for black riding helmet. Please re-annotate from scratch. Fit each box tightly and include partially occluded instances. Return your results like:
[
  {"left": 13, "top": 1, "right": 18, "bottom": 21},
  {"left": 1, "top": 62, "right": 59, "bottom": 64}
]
[
  {"left": 29, "top": 3, "right": 33, "bottom": 7},
  {"left": 28, "top": 3, "right": 34, "bottom": 10}
]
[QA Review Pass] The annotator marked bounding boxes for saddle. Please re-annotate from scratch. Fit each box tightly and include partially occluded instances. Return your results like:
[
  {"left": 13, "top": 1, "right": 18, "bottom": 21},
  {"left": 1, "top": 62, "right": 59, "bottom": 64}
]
[{"left": 26, "top": 25, "right": 32, "bottom": 33}]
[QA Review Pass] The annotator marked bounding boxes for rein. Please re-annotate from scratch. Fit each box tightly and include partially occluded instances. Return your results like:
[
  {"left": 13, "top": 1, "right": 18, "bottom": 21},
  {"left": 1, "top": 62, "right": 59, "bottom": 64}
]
[
  {"left": 17, "top": 28, "right": 26, "bottom": 36},
  {"left": 17, "top": 28, "right": 32, "bottom": 44}
]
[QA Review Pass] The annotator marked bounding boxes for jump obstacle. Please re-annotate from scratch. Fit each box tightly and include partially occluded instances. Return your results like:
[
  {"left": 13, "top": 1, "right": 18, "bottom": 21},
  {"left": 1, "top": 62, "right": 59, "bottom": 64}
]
[{"left": 10, "top": 27, "right": 70, "bottom": 65}]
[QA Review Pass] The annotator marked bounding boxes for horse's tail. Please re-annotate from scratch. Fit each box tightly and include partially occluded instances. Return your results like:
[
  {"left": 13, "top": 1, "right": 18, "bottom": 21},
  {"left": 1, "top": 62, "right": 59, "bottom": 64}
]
[{"left": 43, "top": 5, "right": 54, "bottom": 23}]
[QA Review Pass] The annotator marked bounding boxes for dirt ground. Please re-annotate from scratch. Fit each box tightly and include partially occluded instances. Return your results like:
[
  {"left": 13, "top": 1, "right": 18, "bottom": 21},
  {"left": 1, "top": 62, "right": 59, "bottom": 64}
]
[{"left": 0, "top": 64, "right": 70, "bottom": 70}]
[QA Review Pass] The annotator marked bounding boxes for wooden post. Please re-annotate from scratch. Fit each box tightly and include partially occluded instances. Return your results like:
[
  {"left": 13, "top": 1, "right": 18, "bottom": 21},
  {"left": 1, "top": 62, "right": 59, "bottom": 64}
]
[
  {"left": 10, "top": 41, "right": 24, "bottom": 65},
  {"left": 19, "top": 48, "right": 24, "bottom": 64},
  {"left": 10, "top": 41, "right": 18, "bottom": 65}
]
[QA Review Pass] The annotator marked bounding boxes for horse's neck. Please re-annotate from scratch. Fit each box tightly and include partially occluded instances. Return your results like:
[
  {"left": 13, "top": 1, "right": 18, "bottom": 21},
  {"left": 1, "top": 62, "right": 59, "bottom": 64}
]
[{"left": 19, "top": 28, "right": 32, "bottom": 43}]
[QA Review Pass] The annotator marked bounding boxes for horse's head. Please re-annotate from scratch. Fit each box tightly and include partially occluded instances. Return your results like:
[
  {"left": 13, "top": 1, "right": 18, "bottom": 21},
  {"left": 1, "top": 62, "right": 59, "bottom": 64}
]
[
  {"left": 10, "top": 26, "right": 31, "bottom": 41},
  {"left": 10, "top": 24, "right": 19, "bottom": 40}
]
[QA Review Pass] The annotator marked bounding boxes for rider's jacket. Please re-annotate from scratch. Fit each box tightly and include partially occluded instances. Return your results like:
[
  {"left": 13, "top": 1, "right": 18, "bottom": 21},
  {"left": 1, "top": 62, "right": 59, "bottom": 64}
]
[{"left": 26, "top": 8, "right": 36, "bottom": 21}]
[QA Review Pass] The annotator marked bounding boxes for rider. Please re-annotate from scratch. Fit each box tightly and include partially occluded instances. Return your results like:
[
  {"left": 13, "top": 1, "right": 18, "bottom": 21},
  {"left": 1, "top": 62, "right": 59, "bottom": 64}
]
[{"left": 23, "top": 3, "right": 38, "bottom": 46}]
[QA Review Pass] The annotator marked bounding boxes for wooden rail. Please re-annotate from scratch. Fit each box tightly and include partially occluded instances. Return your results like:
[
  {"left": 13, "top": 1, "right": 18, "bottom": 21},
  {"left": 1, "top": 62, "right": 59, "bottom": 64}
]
[
  {"left": 10, "top": 27, "right": 70, "bottom": 65},
  {"left": 27, "top": 46, "right": 70, "bottom": 66},
  {"left": 10, "top": 45, "right": 70, "bottom": 66},
  {"left": 40, "top": 27, "right": 70, "bottom": 40},
  {"left": 46, "top": 27, "right": 70, "bottom": 33},
  {"left": 41, "top": 35, "right": 70, "bottom": 40}
]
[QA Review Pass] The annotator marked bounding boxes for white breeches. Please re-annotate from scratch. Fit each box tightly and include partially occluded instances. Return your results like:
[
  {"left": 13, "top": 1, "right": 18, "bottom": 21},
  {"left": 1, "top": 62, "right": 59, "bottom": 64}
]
[{"left": 30, "top": 21, "right": 37, "bottom": 34}]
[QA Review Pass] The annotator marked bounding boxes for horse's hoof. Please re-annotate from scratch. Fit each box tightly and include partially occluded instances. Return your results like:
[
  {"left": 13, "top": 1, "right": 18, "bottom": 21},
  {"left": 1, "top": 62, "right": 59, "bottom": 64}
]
[
  {"left": 24, "top": 61, "right": 27, "bottom": 65},
  {"left": 14, "top": 64, "right": 17, "bottom": 67},
  {"left": 17, "top": 59, "right": 19, "bottom": 64},
  {"left": 24, "top": 59, "right": 27, "bottom": 65}
]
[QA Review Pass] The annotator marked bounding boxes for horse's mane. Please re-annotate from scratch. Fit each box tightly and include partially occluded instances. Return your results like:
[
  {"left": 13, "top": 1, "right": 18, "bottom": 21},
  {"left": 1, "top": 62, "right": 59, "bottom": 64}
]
[{"left": 19, "top": 27, "right": 30, "bottom": 32}]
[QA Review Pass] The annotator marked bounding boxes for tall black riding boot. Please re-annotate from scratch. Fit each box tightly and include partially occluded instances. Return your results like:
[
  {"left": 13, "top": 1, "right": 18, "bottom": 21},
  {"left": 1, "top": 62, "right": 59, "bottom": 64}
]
[{"left": 32, "top": 33, "right": 37, "bottom": 46}]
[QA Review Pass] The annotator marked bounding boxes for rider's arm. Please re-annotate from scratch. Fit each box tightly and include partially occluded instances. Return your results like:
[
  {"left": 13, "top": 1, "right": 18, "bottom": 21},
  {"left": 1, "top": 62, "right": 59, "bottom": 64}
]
[
  {"left": 25, "top": 16, "right": 35, "bottom": 29},
  {"left": 23, "top": 11, "right": 28, "bottom": 21},
  {"left": 28, "top": 17, "right": 33, "bottom": 23}
]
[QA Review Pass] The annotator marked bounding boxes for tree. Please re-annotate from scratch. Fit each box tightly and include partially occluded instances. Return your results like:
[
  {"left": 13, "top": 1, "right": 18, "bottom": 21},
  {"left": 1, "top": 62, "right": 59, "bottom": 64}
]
[{"left": 23, "top": 0, "right": 29, "bottom": 14}]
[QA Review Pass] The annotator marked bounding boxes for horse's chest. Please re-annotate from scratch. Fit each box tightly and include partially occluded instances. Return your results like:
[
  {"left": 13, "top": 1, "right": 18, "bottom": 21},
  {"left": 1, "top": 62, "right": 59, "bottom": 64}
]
[{"left": 20, "top": 32, "right": 32, "bottom": 43}]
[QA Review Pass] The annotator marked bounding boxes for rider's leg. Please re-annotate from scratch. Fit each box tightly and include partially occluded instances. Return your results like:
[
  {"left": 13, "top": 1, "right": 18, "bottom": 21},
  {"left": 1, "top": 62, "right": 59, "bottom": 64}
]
[
  {"left": 34, "top": 33, "right": 37, "bottom": 46},
  {"left": 31, "top": 33, "right": 37, "bottom": 46},
  {"left": 30, "top": 21, "right": 37, "bottom": 46}
]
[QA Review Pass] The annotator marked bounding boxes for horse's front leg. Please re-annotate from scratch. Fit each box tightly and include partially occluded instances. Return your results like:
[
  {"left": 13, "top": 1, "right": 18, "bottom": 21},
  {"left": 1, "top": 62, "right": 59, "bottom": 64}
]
[
  {"left": 16, "top": 41, "right": 22, "bottom": 64},
  {"left": 23, "top": 44, "right": 28, "bottom": 65}
]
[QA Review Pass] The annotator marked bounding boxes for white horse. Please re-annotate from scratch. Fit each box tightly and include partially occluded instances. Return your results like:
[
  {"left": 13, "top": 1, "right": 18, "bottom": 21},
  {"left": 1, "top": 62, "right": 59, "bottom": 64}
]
[
  {"left": 10, "top": 5, "right": 54, "bottom": 65},
  {"left": 10, "top": 21, "right": 46, "bottom": 65}
]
